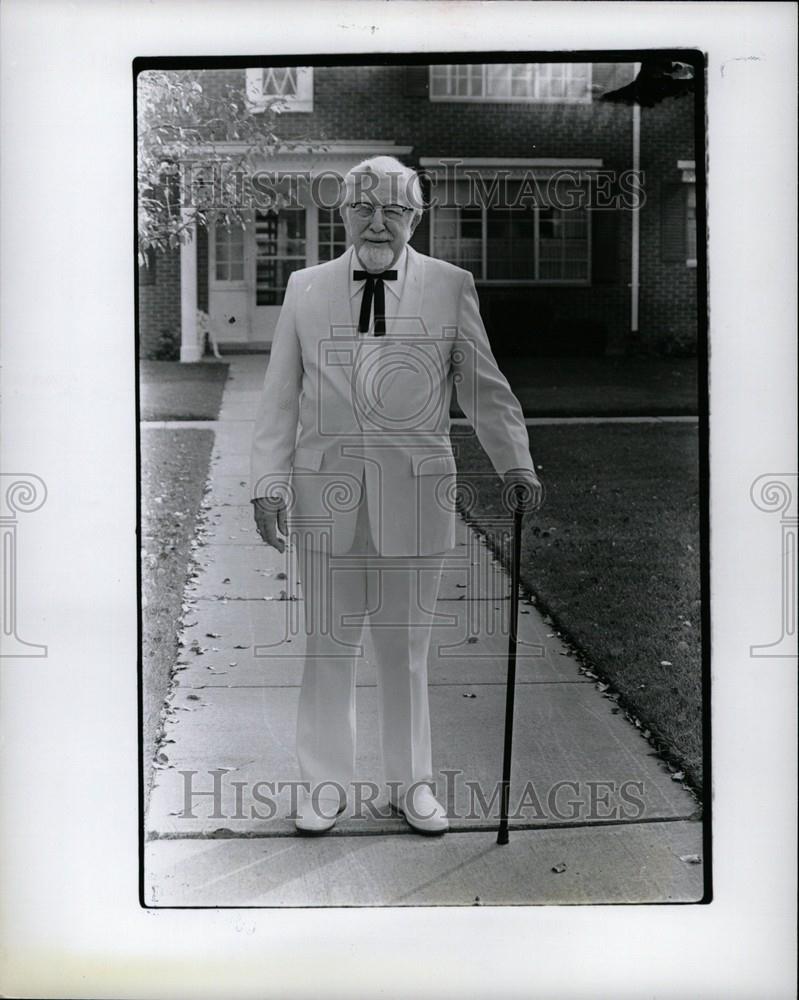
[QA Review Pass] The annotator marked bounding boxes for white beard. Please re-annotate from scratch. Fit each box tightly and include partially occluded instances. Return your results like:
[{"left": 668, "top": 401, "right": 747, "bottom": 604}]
[{"left": 357, "top": 242, "right": 395, "bottom": 273}]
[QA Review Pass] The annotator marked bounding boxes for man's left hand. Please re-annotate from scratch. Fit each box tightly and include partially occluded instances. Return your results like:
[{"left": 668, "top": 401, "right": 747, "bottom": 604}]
[{"left": 503, "top": 468, "right": 544, "bottom": 512}]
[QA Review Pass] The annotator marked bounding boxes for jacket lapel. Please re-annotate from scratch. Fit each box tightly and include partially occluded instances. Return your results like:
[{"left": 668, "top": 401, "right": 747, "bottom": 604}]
[
  {"left": 327, "top": 245, "right": 358, "bottom": 338},
  {"left": 390, "top": 245, "right": 425, "bottom": 337}
]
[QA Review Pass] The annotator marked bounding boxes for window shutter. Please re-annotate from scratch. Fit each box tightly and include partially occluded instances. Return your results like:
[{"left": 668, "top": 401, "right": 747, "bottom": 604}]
[
  {"left": 404, "top": 66, "right": 429, "bottom": 97},
  {"left": 660, "top": 182, "right": 686, "bottom": 262},
  {"left": 196, "top": 228, "right": 208, "bottom": 312},
  {"left": 591, "top": 208, "right": 618, "bottom": 284}
]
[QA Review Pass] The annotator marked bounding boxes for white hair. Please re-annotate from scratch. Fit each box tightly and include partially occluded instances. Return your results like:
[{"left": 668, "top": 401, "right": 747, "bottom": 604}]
[{"left": 342, "top": 155, "right": 424, "bottom": 216}]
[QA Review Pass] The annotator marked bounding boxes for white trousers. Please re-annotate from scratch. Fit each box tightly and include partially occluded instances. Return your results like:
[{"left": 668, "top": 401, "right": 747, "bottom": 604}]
[{"left": 294, "top": 481, "right": 446, "bottom": 797}]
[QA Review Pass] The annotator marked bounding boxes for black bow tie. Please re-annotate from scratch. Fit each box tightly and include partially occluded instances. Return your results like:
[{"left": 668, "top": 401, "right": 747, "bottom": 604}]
[{"left": 353, "top": 269, "right": 397, "bottom": 336}]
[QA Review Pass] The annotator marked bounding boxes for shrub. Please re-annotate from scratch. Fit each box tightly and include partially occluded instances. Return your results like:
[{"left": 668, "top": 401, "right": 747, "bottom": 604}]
[
  {"left": 651, "top": 327, "right": 697, "bottom": 358},
  {"left": 150, "top": 327, "right": 179, "bottom": 361}
]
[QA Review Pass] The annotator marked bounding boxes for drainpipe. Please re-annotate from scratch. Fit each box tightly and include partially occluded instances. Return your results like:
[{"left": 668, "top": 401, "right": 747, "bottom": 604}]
[{"left": 630, "top": 62, "right": 641, "bottom": 341}]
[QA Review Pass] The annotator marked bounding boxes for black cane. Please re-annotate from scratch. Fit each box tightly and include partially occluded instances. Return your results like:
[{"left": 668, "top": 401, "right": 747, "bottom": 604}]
[{"left": 497, "top": 490, "right": 524, "bottom": 846}]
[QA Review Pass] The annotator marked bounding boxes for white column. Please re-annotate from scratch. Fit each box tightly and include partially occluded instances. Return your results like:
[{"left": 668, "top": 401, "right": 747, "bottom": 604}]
[{"left": 180, "top": 211, "right": 201, "bottom": 362}]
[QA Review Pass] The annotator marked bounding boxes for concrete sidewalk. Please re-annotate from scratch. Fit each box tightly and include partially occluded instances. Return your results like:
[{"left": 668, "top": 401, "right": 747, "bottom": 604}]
[{"left": 144, "top": 356, "right": 704, "bottom": 906}]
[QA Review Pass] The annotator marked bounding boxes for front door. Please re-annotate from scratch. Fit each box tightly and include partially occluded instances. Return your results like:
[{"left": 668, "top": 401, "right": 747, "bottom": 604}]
[{"left": 208, "top": 218, "right": 249, "bottom": 345}]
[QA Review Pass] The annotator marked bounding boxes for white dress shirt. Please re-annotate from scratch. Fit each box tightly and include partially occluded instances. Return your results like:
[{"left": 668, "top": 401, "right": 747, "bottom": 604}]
[{"left": 348, "top": 246, "right": 409, "bottom": 335}]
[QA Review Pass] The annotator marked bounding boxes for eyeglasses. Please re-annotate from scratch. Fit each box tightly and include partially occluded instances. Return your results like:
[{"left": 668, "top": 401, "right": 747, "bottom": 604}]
[{"left": 348, "top": 203, "right": 414, "bottom": 222}]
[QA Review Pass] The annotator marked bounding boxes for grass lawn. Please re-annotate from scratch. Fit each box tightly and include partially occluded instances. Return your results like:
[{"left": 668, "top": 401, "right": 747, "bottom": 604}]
[
  {"left": 139, "top": 354, "right": 696, "bottom": 420},
  {"left": 140, "top": 429, "right": 215, "bottom": 801},
  {"left": 453, "top": 356, "right": 699, "bottom": 417},
  {"left": 139, "top": 360, "right": 229, "bottom": 420},
  {"left": 452, "top": 422, "right": 704, "bottom": 791}
]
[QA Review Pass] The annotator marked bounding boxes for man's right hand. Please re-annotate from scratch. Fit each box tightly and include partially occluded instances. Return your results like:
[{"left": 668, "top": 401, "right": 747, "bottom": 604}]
[{"left": 252, "top": 497, "right": 288, "bottom": 553}]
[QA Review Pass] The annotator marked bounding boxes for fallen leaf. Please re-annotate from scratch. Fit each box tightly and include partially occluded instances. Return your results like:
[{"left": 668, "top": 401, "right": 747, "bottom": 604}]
[{"left": 551, "top": 863, "right": 567, "bottom": 874}]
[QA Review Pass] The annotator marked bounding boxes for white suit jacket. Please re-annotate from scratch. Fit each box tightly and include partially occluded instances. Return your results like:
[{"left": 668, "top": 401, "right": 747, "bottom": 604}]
[{"left": 250, "top": 244, "right": 534, "bottom": 556}]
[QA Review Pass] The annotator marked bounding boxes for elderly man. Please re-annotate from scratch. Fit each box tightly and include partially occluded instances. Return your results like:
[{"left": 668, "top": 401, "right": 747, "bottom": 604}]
[{"left": 251, "top": 155, "right": 541, "bottom": 835}]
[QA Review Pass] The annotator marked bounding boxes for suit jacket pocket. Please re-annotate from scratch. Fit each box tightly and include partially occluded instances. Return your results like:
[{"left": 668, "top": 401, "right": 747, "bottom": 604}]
[
  {"left": 293, "top": 447, "right": 325, "bottom": 471},
  {"left": 411, "top": 453, "right": 457, "bottom": 477}
]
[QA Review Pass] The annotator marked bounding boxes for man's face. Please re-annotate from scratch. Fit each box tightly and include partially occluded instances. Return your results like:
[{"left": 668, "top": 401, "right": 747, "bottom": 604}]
[{"left": 340, "top": 171, "right": 421, "bottom": 272}]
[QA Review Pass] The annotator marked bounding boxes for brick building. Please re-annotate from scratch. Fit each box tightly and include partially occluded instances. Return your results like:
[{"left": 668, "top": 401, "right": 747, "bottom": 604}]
[{"left": 137, "top": 62, "right": 699, "bottom": 360}]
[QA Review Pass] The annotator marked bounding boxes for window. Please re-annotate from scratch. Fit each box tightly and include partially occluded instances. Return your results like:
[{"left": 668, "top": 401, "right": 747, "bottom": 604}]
[
  {"left": 318, "top": 208, "right": 347, "bottom": 263},
  {"left": 431, "top": 207, "right": 482, "bottom": 277},
  {"left": 432, "top": 182, "right": 590, "bottom": 283},
  {"left": 246, "top": 67, "right": 313, "bottom": 112},
  {"left": 538, "top": 207, "right": 590, "bottom": 281},
  {"left": 430, "top": 63, "right": 592, "bottom": 103},
  {"left": 214, "top": 223, "right": 244, "bottom": 282},
  {"left": 255, "top": 208, "right": 306, "bottom": 305}
]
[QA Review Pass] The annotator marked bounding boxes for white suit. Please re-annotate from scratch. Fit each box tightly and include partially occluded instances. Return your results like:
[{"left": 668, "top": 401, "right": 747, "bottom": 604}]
[{"left": 250, "top": 243, "right": 534, "bottom": 795}]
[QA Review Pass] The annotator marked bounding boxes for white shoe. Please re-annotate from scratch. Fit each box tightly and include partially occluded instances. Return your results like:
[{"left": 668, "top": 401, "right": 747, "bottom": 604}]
[
  {"left": 390, "top": 785, "right": 449, "bottom": 836},
  {"left": 294, "top": 789, "right": 346, "bottom": 835}
]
